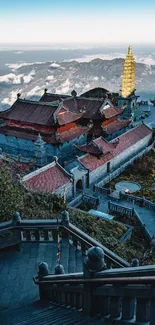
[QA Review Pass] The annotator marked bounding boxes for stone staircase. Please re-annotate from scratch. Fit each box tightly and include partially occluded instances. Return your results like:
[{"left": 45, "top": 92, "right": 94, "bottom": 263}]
[
  {"left": 0, "top": 240, "right": 83, "bottom": 311},
  {"left": 0, "top": 301, "right": 109, "bottom": 325}
]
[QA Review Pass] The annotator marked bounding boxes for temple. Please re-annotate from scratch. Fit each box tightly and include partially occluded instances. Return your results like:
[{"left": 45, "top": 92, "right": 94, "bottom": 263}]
[
  {"left": 0, "top": 46, "right": 150, "bottom": 165},
  {"left": 21, "top": 123, "right": 153, "bottom": 197},
  {"left": 121, "top": 46, "right": 135, "bottom": 98},
  {"left": 0, "top": 92, "right": 128, "bottom": 164},
  {"left": 118, "top": 46, "right": 145, "bottom": 122}
]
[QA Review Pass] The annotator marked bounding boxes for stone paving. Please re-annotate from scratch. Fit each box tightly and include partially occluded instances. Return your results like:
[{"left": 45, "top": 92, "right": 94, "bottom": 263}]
[
  {"left": 98, "top": 196, "right": 155, "bottom": 236},
  {"left": 0, "top": 242, "right": 83, "bottom": 310}
]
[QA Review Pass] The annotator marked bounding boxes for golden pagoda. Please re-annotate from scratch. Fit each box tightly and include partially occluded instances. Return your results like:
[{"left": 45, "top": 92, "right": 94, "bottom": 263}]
[{"left": 121, "top": 46, "right": 135, "bottom": 98}]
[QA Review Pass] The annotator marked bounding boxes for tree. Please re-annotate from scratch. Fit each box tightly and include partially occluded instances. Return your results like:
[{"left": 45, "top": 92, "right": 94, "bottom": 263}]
[
  {"left": 0, "top": 164, "right": 66, "bottom": 222},
  {"left": 0, "top": 165, "right": 23, "bottom": 222}
]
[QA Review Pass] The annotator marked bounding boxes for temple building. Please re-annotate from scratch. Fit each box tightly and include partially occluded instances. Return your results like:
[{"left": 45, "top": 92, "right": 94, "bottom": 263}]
[
  {"left": 22, "top": 123, "right": 153, "bottom": 197},
  {"left": 0, "top": 92, "right": 128, "bottom": 164},
  {"left": 73, "top": 123, "right": 153, "bottom": 189},
  {"left": 22, "top": 159, "right": 73, "bottom": 200},
  {"left": 0, "top": 96, "right": 90, "bottom": 164}
]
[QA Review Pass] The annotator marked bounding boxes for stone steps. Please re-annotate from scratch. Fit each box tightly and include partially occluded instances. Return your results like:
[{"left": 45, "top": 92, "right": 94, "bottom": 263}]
[
  {"left": 0, "top": 301, "right": 110, "bottom": 325},
  {"left": 0, "top": 241, "right": 83, "bottom": 311}
]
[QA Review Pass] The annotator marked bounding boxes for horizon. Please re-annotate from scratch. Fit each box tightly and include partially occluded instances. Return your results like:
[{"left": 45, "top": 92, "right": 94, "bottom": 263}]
[
  {"left": 1, "top": 0, "right": 155, "bottom": 44},
  {"left": 0, "top": 42, "right": 155, "bottom": 52}
]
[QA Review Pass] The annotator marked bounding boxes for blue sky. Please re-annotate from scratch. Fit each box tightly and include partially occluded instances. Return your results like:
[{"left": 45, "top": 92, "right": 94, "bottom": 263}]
[{"left": 0, "top": 0, "right": 155, "bottom": 43}]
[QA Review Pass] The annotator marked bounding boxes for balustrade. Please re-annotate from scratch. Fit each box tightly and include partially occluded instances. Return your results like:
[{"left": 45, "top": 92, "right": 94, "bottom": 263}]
[
  {"left": 0, "top": 211, "right": 129, "bottom": 268},
  {"left": 35, "top": 275, "right": 155, "bottom": 324},
  {"left": 22, "top": 228, "right": 56, "bottom": 242},
  {"left": 33, "top": 245, "right": 155, "bottom": 324}
]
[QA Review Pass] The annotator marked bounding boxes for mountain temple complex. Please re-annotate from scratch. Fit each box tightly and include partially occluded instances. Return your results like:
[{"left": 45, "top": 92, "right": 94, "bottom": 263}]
[{"left": 0, "top": 46, "right": 151, "bottom": 173}]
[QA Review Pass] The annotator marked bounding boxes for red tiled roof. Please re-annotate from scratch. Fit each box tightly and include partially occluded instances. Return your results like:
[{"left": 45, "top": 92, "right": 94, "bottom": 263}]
[
  {"left": 0, "top": 99, "right": 59, "bottom": 126},
  {"left": 0, "top": 123, "right": 90, "bottom": 144},
  {"left": 62, "top": 97, "right": 122, "bottom": 120},
  {"left": 93, "top": 137, "right": 115, "bottom": 153},
  {"left": 79, "top": 124, "right": 152, "bottom": 171},
  {"left": 63, "top": 97, "right": 104, "bottom": 119},
  {"left": 57, "top": 110, "right": 84, "bottom": 125},
  {"left": 102, "top": 119, "right": 130, "bottom": 135},
  {"left": 75, "top": 142, "right": 102, "bottom": 156},
  {"left": 59, "top": 125, "right": 90, "bottom": 142},
  {"left": 80, "top": 152, "right": 113, "bottom": 172},
  {"left": 76, "top": 137, "right": 115, "bottom": 157},
  {"left": 23, "top": 163, "right": 71, "bottom": 192},
  {"left": 6, "top": 120, "right": 55, "bottom": 135},
  {"left": 103, "top": 106, "right": 122, "bottom": 119},
  {"left": 40, "top": 93, "right": 71, "bottom": 102}
]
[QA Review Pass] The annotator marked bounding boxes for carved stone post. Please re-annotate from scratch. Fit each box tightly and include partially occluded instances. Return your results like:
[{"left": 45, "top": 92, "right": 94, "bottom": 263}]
[
  {"left": 38, "top": 262, "right": 49, "bottom": 278},
  {"left": 12, "top": 211, "right": 21, "bottom": 250},
  {"left": 61, "top": 210, "right": 69, "bottom": 225},
  {"left": 82, "top": 246, "right": 106, "bottom": 317},
  {"left": 54, "top": 264, "right": 65, "bottom": 305},
  {"left": 61, "top": 210, "right": 69, "bottom": 239},
  {"left": 38, "top": 262, "right": 49, "bottom": 301},
  {"left": 131, "top": 258, "right": 139, "bottom": 267},
  {"left": 55, "top": 264, "right": 65, "bottom": 275},
  {"left": 12, "top": 211, "right": 21, "bottom": 226}
]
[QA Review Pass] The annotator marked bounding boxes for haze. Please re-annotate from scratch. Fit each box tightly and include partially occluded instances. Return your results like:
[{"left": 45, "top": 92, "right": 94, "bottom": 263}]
[{"left": 0, "top": 0, "right": 155, "bottom": 44}]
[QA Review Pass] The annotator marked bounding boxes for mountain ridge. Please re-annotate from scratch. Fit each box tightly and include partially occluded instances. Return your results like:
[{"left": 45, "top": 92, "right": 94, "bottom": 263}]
[{"left": 0, "top": 58, "right": 155, "bottom": 110}]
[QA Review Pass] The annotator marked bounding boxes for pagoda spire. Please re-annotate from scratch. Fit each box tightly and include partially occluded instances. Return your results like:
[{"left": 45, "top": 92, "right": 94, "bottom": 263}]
[{"left": 121, "top": 45, "right": 135, "bottom": 98}]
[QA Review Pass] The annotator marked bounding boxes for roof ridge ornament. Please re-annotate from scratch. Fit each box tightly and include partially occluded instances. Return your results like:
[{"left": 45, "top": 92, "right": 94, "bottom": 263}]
[{"left": 71, "top": 89, "right": 77, "bottom": 98}]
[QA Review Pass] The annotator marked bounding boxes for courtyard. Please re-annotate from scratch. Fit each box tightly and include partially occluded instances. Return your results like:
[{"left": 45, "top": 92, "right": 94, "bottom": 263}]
[{"left": 107, "top": 150, "right": 155, "bottom": 202}]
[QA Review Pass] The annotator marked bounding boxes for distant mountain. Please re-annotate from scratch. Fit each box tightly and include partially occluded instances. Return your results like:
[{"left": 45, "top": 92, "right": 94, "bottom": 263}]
[{"left": 0, "top": 58, "right": 155, "bottom": 111}]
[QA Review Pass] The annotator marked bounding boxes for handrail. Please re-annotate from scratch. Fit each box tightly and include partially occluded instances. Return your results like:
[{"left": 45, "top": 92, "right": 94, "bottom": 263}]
[
  {"left": 35, "top": 276, "right": 155, "bottom": 285},
  {"left": 0, "top": 219, "right": 61, "bottom": 230},
  {"left": 95, "top": 264, "right": 155, "bottom": 278},
  {"left": 0, "top": 218, "right": 129, "bottom": 267},
  {"left": 65, "top": 223, "right": 129, "bottom": 267},
  {"left": 33, "top": 272, "right": 83, "bottom": 284}
]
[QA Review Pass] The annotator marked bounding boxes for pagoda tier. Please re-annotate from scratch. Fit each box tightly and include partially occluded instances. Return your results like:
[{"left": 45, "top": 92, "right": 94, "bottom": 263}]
[{"left": 121, "top": 46, "right": 135, "bottom": 98}]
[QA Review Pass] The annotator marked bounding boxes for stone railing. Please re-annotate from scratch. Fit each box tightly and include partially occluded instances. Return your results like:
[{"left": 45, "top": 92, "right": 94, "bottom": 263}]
[
  {"left": 67, "top": 194, "right": 83, "bottom": 208},
  {"left": 94, "top": 184, "right": 111, "bottom": 196},
  {"left": 144, "top": 198, "right": 155, "bottom": 212},
  {"left": 109, "top": 201, "right": 153, "bottom": 242},
  {"left": 0, "top": 211, "right": 129, "bottom": 268},
  {"left": 134, "top": 209, "right": 152, "bottom": 242},
  {"left": 34, "top": 247, "right": 155, "bottom": 324},
  {"left": 120, "top": 192, "right": 143, "bottom": 206},
  {"left": 108, "top": 201, "right": 133, "bottom": 217},
  {"left": 65, "top": 223, "right": 129, "bottom": 268},
  {"left": 121, "top": 192, "right": 155, "bottom": 212},
  {"left": 82, "top": 193, "right": 99, "bottom": 206}
]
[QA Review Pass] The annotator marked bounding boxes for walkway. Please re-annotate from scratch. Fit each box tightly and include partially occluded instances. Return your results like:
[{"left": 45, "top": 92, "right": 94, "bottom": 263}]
[
  {"left": 98, "top": 196, "right": 155, "bottom": 237},
  {"left": 0, "top": 241, "right": 83, "bottom": 310}
]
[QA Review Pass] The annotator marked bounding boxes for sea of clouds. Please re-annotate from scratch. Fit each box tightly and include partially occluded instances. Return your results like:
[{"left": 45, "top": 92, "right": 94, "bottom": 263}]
[{"left": 0, "top": 49, "right": 155, "bottom": 111}]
